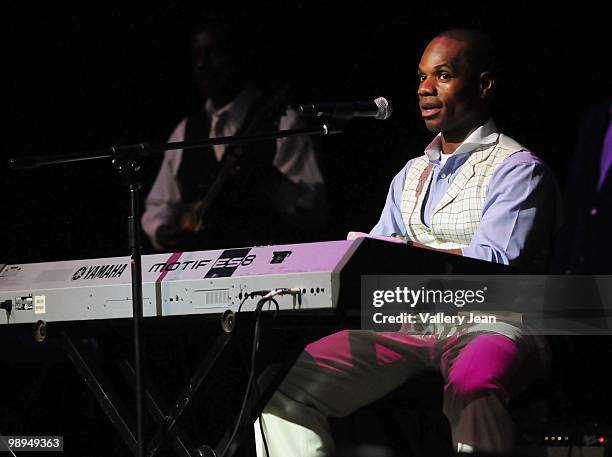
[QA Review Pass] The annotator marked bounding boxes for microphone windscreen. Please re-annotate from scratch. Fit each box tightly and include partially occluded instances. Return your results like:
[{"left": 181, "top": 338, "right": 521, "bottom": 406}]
[{"left": 373, "top": 97, "right": 392, "bottom": 120}]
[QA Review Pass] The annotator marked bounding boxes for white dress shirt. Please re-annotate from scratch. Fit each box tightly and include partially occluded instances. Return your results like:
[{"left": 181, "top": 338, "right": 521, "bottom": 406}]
[{"left": 142, "top": 85, "right": 325, "bottom": 250}]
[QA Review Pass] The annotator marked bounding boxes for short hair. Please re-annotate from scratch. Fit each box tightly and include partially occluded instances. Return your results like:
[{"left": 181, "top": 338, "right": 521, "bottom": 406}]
[
  {"left": 434, "top": 29, "right": 497, "bottom": 77},
  {"left": 189, "top": 7, "right": 265, "bottom": 60}
]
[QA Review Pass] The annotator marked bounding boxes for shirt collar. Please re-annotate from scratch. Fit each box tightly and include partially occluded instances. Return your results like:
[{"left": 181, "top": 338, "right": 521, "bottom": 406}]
[
  {"left": 424, "top": 118, "right": 500, "bottom": 163},
  {"left": 204, "top": 84, "right": 262, "bottom": 126}
]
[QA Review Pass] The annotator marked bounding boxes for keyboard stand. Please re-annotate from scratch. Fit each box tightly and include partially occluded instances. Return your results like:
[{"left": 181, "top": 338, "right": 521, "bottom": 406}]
[
  {"left": 59, "top": 311, "right": 303, "bottom": 457},
  {"left": 59, "top": 311, "right": 235, "bottom": 457},
  {"left": 60, "top": 331, "right": 139, "bottom": 454}
]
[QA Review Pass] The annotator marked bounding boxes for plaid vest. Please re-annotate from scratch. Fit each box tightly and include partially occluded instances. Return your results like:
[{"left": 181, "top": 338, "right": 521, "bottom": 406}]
[{"left": 401, "top": 135, "right": 525, "bottom": 248}]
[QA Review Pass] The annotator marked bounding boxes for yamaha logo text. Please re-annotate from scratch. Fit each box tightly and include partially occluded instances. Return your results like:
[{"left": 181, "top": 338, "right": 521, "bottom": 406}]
[{"left": 73, "top": 264, "right": 128, "bottom": 281}]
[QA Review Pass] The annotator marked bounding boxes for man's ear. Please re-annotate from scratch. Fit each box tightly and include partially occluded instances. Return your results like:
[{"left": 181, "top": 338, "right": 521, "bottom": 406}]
[{"left": 479, "top": 71, "right": 494, "bottom": 99}]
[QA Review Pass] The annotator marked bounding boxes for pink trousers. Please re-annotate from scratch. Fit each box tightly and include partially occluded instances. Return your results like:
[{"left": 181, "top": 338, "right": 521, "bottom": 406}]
[{"left": 258, "top": 329, "right": 547, "bottom": 456}]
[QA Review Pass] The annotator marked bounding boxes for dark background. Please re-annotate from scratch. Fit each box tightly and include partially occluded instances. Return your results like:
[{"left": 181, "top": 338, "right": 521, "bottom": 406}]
[
  {"left": 1, "top": 1, "right": 611, "bottom": 455},
  {"left": 2, "top": 1, "right": 610, "bottom": 264}
]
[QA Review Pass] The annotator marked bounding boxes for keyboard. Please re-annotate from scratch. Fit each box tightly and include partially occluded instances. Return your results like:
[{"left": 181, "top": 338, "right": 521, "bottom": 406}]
[{"left": 0, "top": 238, "right": 506, "bottom": 325}]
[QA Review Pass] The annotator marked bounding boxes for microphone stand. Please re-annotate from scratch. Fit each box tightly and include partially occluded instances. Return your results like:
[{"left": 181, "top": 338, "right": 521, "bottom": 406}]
[{"left": 7, "top": 122, "right": 341, "bottom": 457}]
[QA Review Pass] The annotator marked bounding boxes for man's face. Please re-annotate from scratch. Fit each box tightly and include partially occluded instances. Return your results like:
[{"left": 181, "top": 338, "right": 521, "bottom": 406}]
[
  {"left": 192, "top": 31, "right": 221, "bottom": 98},
  {"left": 192, "top": 30, "right": 243, "bottom": 105},
  {"left": 417, "top": 37, "right": 486, "bottom": 135}
]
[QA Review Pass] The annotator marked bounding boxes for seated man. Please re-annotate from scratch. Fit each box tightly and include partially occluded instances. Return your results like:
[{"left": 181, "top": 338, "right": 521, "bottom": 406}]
[
  {"left": 142, "top": 18, "right": 326, "bottom": 252},
  {"left": 257, "top": 29, "right": 560, "bottom": 456}
]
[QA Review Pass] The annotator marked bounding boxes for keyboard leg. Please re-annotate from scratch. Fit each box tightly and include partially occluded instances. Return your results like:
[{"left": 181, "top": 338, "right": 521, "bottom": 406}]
[
  {"left": 144, "top": 330, "right": 235, "bottom": 457},
  {"left": 60, "top": 331, "right": 138, "bottom": 456},
  {"left": 118, "top": 360, "right": 197, "bottom": 457}
]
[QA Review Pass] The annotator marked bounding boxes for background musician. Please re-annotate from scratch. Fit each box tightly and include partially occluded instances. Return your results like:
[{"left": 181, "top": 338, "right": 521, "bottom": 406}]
[{"left": 142, "top": 15, "right": 327, "bottom": 252}]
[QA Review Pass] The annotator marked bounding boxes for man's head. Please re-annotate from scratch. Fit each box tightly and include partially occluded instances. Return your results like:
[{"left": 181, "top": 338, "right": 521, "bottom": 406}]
[
  {"left": 191, "top": 22, "right": 254, "bottom": 109},
  {"left": 417, "top": 29, "right": 496, "bottom": 138}
]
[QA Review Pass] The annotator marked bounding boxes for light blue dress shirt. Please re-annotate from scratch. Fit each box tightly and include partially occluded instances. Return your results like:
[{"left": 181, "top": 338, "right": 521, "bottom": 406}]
[{"left": 370, "top": 119, "right": 561, "bottom": 266}]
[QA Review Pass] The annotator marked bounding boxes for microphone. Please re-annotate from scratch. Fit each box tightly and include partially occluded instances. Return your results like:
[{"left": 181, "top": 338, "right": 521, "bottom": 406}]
[{"left": 297, "top": 97, "right": 392, "bottom": 121}]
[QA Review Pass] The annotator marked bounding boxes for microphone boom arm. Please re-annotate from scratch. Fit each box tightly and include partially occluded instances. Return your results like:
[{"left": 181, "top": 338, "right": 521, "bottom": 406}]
[{"left": 8, "top": 124, "right": 341, "bottom": 170}]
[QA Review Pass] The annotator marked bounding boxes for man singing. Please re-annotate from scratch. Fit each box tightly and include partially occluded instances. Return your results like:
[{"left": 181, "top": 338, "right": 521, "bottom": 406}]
[{"left": 257, "top": 29, "right": 560, "bottom": 456}]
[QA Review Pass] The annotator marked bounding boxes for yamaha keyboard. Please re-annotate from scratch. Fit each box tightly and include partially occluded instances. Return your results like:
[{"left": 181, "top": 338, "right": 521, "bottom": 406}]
[
  {"left": 0, "top": 238, "right": 508, "bottom": 326},
  {"left": 0, "top": 238, "right": 510, "bottom": 457}
]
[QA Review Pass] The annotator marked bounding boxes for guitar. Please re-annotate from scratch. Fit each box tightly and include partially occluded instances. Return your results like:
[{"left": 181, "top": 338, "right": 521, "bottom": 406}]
[{"left": 177, "top": 89, "right": 290, "bottom": 234}]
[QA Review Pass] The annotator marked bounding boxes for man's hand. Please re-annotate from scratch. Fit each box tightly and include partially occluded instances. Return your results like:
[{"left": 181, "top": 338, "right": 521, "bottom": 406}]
[
  {"left": 346, "top": 232, "right": 407, "bottom": 244},
  {"left": 177, "top": 202, "right": 205, "bottom": 232},
  {"left": 408, "top": 240, "right": 462, "bottom": 256}
]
